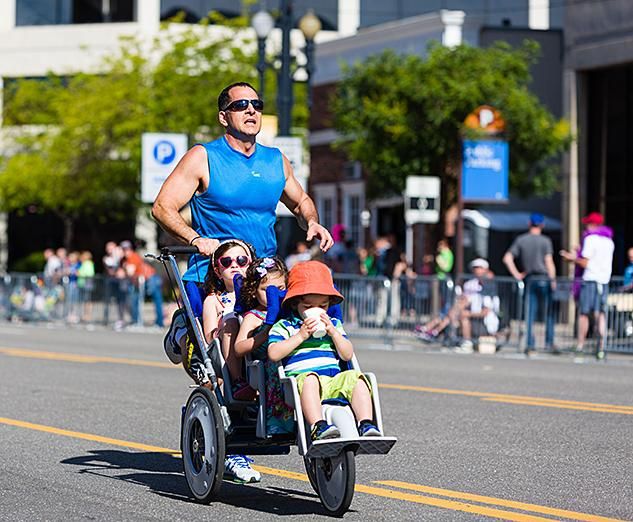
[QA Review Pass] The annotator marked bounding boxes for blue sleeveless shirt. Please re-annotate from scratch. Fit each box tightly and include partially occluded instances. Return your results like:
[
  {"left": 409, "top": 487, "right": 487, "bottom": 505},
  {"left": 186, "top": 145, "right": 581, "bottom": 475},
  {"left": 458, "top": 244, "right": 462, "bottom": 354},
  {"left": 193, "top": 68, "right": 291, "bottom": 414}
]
[{"left": 184, "top": 137, "right": 285, "bottom": 282}]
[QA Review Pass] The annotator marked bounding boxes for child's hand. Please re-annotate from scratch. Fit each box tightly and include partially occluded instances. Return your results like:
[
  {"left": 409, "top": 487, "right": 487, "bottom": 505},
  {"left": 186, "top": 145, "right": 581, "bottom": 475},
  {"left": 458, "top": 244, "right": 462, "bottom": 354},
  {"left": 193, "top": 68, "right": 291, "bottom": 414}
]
[
  {"left": 320, "top": 312, "right": 336, "bottom": 335},
  {"left": 298, "top": 317, "right": 319, "bottom": 340}
]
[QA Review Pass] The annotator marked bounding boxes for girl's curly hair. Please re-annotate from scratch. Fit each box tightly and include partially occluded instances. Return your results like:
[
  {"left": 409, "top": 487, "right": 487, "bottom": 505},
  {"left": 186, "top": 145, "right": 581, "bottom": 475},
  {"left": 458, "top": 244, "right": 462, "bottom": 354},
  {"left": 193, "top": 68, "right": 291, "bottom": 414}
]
[
  {"left": 238, "top": 256, "right": 288, "bottom": 311},
  {"left": 204, "top": 239, "right": 255, "bottom": 295}
]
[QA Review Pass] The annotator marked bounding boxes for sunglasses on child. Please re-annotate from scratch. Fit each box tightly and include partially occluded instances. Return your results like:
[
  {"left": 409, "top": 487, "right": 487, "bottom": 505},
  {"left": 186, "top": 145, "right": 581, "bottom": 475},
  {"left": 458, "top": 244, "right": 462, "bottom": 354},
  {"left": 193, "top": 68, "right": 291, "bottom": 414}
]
[
  {"left": 222, "top": 98, "right": 264, "bottom": 112},
  {"left": 217, "top": 255, "right": 251, "bottom": 269}
]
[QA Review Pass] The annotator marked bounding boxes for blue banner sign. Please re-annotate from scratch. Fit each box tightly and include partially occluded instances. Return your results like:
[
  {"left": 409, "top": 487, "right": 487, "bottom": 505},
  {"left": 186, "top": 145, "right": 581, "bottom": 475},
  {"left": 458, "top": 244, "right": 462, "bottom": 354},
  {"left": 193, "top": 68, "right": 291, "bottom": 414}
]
[{"left": 462, "top": 140, "right": 509, "bottom": 202}]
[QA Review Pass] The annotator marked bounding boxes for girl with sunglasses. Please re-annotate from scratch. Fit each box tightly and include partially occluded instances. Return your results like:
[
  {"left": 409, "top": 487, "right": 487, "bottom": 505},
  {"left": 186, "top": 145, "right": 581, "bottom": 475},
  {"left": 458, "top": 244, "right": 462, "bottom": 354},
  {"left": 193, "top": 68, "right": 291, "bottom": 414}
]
[
  {"left": 202, "top": 239, "right": 256, "bottom": 401},
  {"left": 234, "top": 257, "right": 295, "bottom": 435}
]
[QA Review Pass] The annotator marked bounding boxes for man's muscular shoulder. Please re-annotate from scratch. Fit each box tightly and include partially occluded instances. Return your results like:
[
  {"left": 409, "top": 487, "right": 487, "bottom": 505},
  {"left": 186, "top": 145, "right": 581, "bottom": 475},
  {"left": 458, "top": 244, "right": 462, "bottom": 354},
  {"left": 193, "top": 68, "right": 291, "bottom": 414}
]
[{"left": 185, "top": 144, "right": 210, "bottom": 192}]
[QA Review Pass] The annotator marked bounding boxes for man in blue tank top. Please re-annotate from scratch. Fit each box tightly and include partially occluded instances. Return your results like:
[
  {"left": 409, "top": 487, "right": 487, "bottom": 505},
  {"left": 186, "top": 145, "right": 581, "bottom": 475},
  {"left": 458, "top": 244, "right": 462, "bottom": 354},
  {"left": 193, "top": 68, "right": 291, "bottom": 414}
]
[
  {"left": 152, "top": 81, "right": 333, "bottom": 484},
  {"left": 152, "top": 81, "right": 333, "bottom": 283}
]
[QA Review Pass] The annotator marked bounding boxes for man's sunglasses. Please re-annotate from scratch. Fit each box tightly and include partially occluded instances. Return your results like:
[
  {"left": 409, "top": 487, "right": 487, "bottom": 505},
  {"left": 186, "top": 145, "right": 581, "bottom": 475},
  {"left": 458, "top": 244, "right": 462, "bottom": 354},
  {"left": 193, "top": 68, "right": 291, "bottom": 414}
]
[
  {"left": 217, "top": 255, "right": 251, "bottom": 269},
  {"left": 223, "top": 99, "right": 264, "bottom": 112}
]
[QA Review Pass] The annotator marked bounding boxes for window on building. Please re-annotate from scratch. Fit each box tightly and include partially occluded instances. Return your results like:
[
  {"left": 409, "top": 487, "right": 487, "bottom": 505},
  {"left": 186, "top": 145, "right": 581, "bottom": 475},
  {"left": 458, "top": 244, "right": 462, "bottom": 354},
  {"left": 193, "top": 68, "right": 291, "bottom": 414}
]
[
  {"left": 313, "top": 184, "right": 337, "bottom": 236},
  {"left": 159, "top": 0, "right": 338, "bottom": 29},
  {"left": 343, "top": 160, "right": 362, "bottom": 180},
  {"left": 341, "top": 182, "right": 365, "bottom": 247},
  {"left": 16, "top": 0, "right": 135, "bottom": 26}
]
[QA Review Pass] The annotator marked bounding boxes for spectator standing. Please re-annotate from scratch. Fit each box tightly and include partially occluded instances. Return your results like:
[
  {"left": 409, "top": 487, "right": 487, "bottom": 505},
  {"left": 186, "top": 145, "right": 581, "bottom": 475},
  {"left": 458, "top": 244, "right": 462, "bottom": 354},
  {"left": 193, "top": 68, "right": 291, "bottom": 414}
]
[
  {"left": 285, "top": 241, "right": 312, "bottom": 270},
  {"left": 325, "top": 224, "right": 347, "bottom": 272},
  {"left": 103, "top": 241, "right": 127, "bottom": 328},
  {"left": 431, "top": 238, "right": 454, "bottom": 318},
  {"left": 623, "top": 247, "right": 633, "bottom": 291},
  {"left": 77, "top": 251, "right": 95, "bottom": 322},
  {"left": 65, "top": 251, "right": 81, "bottom": 323},
  {"left": 560, "top": 212, "right": 614, "bottom": 356},
  {"left": 43, "top": 249, "right": 62, "bottom": 287},
  {"left": 121, "top": 240, "right": 164, "bottom": 328},
  {"left": 340, "top": 239, "right": 361, "bottom": 274},
  {"left": 359, "top": 245, "right": 378, "bottom": 276},
  {"left": 432, "top": 239, "right": 454, "bottom": 280},
  {"left": 503, "top": 213, "right": 557, "bottom": 353}
]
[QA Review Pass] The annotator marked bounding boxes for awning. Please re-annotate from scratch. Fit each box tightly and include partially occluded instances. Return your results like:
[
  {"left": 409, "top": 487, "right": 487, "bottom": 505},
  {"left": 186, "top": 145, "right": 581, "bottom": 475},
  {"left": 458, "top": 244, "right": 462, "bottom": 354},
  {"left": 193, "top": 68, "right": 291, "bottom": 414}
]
[{"left": 463, "top": 209, "right": 562, "bottom": 232}]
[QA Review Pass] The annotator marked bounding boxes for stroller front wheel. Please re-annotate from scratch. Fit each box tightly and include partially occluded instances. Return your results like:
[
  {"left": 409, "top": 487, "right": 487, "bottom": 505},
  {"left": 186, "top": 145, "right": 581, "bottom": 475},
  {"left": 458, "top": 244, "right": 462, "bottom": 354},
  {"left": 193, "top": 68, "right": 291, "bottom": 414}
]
[{"left": 181, "top": 386, "right": 226, "bottom": 503}]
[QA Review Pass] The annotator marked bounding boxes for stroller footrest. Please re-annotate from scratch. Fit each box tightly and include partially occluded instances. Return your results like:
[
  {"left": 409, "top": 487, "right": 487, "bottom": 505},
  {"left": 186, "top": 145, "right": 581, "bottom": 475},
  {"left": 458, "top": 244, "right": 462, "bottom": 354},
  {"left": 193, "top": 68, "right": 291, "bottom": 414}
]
[{"left": 306, "top": 436, "right": 397, "bottom": 458}]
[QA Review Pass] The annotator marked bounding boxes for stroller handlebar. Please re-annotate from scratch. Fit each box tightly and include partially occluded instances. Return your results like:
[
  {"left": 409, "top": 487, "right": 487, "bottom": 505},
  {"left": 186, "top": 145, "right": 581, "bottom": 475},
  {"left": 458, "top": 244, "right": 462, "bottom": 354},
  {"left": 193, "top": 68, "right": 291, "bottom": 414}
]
[{"left": 160, "top": 245, "right": 200, "bottom": 256}]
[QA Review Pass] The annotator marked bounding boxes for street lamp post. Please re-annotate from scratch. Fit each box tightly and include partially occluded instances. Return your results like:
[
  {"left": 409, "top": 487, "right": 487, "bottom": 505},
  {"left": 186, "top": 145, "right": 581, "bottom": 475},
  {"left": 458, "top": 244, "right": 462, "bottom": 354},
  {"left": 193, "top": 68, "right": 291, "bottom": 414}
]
[{"left": 251, "top": 1, "right": 321, "bottom": 136}]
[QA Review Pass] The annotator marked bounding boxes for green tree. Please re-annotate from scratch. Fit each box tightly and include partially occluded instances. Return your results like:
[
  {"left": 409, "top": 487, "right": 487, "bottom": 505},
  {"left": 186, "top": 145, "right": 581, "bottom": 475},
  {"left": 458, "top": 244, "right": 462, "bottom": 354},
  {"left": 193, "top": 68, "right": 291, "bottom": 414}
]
[
  {"left": 332, "top": 41, "right": 571, "bottom": 205},
  {"left": 0, "top": 14, "right": 260, "bottom": 248}
]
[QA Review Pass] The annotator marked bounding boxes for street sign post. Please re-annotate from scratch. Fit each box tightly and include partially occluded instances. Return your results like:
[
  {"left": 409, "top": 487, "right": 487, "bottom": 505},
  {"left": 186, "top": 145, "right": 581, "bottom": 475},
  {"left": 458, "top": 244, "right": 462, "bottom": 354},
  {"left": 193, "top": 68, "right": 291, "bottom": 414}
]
[
  {"left": 404, "top": 176, "right": 441, "bottom": 265},
  {"left": 141, "top": 133, "right": 188, "bottom": 204}
]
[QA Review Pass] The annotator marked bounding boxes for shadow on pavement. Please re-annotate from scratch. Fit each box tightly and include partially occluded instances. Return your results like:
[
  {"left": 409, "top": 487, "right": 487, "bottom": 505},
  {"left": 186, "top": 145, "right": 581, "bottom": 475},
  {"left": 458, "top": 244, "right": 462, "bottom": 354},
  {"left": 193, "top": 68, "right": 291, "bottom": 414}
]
[{"left": 61, "top": 449, "right": 336, "bottom": 516}]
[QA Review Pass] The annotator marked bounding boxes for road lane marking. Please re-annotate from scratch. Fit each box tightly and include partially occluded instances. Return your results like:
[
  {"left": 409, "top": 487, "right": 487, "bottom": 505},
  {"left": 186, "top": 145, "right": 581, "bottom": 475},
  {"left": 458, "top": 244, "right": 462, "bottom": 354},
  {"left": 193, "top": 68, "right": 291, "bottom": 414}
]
[
  {"left": 379, "top": 383, "right": 633, "bottom": 414},
  {"left": 376, "top": 480, "right": 623, "bottom": 522},
  {"left": 0, "top": 347, "right": 173, "bottom": 368},
  {"left": 3, "top": 347, "right": 633, "bottom": 415},
  {"left": 0, "top": 417, "right": 180, "bottom": 455},
  {"left": 482, "top": 398, "right": 633, "bottom": 415},
  {"left": 0, "top": 416, "right": 620, "bottom": 521}
]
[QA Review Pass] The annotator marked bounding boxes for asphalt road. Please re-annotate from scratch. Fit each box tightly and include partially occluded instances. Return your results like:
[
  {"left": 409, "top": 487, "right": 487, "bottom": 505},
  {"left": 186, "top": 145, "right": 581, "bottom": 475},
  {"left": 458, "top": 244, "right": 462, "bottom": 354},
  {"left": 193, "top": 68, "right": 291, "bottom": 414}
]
[{"left": 1, "top": 323, "right": 632, "bottom": 521}]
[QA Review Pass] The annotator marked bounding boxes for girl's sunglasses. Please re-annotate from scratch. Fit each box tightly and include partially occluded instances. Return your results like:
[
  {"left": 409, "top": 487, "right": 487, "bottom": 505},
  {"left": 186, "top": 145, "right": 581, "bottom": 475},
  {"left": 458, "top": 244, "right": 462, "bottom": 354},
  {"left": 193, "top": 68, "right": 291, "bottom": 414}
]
[
  {"left": 217, "top": 255, "right": 250, "bottom": 269},
  {"left": 223, "top": 98, "right": 264, "bottom": 112}
]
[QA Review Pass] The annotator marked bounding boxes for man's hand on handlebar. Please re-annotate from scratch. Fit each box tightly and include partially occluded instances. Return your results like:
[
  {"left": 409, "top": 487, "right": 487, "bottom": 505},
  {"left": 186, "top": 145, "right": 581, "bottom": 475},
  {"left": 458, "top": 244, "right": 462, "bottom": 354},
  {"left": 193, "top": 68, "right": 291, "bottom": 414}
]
[{"left": 191, "top": 237, "right": 220, "bottom": 257}]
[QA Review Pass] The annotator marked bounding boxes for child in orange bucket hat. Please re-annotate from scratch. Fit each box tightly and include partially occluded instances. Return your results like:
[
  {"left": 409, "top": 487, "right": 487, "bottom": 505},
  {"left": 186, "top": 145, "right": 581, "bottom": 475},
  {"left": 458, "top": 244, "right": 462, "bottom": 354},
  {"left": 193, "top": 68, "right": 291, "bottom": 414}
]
[{"left": 268, "top": 261, "right": 382, "bottom": 441}]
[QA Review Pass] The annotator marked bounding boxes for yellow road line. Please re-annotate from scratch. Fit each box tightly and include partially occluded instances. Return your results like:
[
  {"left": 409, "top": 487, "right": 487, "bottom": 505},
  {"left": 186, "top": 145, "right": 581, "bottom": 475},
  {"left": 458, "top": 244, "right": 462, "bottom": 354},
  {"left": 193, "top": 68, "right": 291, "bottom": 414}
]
[
  {"left": 482, "top": 398, "right": 633, "bottom": 415},
  {"left": 0, "top": 417, "right": 180, "bottom": 455},
  {"left": 248, "top": 466, "right": 555, "bottom": 521},
  {"left": 379, "top": 383, "right": 633, "bottom": 413},
  {"left": 0, "top": 347, "right": 173, "bottom": 368},
  {"left": 377, "top": 480, "right": 624, "bottom": 522},
  {"left": 0, "top": 416, "right": 623, "bottom": 521},
  {"left": 3, "top": 346, "right": 633, "bottom": 414}
]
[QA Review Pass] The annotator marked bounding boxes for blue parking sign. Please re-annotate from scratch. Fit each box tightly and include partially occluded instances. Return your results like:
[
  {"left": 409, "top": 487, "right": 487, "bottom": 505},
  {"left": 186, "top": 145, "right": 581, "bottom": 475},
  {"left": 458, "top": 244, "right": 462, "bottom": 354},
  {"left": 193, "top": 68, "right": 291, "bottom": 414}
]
[
  {"left": 462, "top": 140, "right": 509, "bottom": 202},
  {"left": 153, "top": 140, "right": 176, "bottom": 165}
]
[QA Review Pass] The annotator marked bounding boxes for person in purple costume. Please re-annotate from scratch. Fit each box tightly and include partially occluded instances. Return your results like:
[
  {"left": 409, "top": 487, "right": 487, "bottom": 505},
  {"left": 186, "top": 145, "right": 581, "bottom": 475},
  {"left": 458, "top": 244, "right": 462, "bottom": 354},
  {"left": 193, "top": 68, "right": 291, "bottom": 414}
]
[{"left": 561, "top": 212, "right": 614, "bottom": 354}]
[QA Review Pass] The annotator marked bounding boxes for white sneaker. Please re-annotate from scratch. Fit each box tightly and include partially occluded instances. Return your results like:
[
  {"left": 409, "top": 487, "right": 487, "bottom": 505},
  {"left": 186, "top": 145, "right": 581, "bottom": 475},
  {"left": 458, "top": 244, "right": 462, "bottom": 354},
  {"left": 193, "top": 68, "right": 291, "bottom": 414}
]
[
  {"left": 224, "top": 455, "right": 261, "bottom": 483},
  {"left": 455, "top": 340, "right": 474, "bottom": 354}
]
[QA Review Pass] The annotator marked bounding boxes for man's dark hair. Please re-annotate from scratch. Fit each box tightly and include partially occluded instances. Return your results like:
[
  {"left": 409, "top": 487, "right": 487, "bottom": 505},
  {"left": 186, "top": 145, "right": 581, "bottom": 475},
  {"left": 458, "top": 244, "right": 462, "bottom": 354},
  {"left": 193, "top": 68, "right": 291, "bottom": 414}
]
[{"left": 218, "top": 82, "right": 259, "bottom": 111}]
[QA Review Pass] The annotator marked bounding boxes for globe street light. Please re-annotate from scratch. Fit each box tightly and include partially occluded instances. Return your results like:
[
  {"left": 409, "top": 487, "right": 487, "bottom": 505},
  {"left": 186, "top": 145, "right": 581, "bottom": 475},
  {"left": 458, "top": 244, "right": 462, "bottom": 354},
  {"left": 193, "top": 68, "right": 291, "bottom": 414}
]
[{"left": 251, "top": 2, "right": 321, "bottom": 136}]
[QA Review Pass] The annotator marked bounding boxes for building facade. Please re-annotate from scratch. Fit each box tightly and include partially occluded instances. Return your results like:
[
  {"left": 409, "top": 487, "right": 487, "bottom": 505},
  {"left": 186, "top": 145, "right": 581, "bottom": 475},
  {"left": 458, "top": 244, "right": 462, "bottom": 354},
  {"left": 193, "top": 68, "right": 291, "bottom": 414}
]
[
  {"left": 0, "top": 0, "right": 353, "bottom": 270},
  {"left": 564, "top": 0, "right": 633, "bottom": 274},
  {"left": 308, "top": 1, "right": 565, "bottom": 271}
]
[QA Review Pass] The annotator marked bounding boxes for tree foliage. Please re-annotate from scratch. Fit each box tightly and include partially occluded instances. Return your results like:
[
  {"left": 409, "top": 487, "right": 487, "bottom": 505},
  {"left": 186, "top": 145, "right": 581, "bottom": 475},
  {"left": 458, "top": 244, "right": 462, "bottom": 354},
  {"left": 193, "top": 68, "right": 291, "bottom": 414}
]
[
  {"left": 332, "top": 41, "right": 571, "bottom": 203},
  {"left": 0, "top": 14, "right": 259, "bottom": 247}
]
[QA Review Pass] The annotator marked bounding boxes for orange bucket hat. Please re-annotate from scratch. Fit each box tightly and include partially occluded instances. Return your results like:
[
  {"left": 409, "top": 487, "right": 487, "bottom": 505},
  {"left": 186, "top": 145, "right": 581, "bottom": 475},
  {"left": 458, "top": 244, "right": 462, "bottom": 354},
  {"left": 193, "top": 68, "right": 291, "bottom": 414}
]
[{"left": 283, "top": 261, "right": 344, "bottom": 305}]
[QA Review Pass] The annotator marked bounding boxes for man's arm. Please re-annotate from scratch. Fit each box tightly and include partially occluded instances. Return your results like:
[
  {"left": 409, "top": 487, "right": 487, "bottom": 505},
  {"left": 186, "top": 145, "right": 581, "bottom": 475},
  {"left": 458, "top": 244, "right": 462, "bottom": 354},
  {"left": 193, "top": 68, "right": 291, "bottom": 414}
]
[
  {"left": 279, "top": 154, "right": 334, "bottom": 252},
  {"left": 151, "top": 145, "right": 219, "bottom": 256},
  {"left": 544, "top": 253, "right": 556, "bottom": 280},
  {"left": 502, "top": 251, "right": 524, "bottom": 280},
  {"left": 559, "top": 249, "right": 588, "bottom": 269}
]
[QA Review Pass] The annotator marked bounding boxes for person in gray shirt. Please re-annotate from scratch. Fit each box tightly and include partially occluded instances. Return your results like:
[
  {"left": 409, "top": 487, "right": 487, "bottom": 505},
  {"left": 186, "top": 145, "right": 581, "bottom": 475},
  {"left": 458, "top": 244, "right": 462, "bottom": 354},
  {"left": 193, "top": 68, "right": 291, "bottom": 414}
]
[{"left": 503, "top": 213, "right": 557, "bottom": 353}]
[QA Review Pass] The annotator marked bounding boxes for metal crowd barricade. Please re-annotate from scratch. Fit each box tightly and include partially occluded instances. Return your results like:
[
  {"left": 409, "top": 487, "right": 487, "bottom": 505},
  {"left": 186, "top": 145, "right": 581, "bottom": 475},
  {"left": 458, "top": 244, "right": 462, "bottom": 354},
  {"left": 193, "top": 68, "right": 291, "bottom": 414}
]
[
  {"left": 604, "top": 277, "right": 633, "bottom": 354},
  {"left": 521, "top": 276, "right": 576, "bottom": 351},
  {"left": 2, "top": 267, "right": 633, "bottom": 356},
  {"left": 0, "top": 272, "right": 136, "bottom": 327}
]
